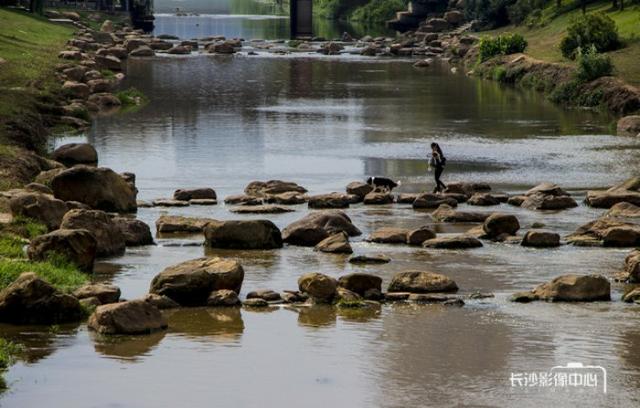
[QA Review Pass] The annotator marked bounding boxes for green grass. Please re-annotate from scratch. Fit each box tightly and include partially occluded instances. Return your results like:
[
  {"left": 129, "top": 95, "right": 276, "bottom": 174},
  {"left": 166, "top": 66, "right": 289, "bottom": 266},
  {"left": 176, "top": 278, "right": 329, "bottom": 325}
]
[
  {"left": 0, "top": 235, "right": 26, "bottom": 259},
  {"left": 487, "top": 3, "right": 640, "bottom": 86},
  {"left": 0, "top": 216, "right": 48, "bottom": 240},
  {"left": 0, "top": 255, "right": 88, "bottom": 293},
  {"left": 116, "top": 87, "right": 148, "bottom": 111}
]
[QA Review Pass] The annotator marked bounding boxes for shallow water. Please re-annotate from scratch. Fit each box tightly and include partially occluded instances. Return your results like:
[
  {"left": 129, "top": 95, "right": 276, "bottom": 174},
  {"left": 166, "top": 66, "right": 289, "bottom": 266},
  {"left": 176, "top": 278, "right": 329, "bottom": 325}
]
[{"left": 3, "top": 17, "right": 640, "bottom": 408}]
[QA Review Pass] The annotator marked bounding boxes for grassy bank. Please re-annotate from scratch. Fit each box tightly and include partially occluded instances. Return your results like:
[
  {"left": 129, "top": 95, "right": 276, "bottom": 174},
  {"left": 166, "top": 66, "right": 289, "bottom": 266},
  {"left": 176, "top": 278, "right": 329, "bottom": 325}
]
[
  {"left": 0, "top": 8, "right": 74, "bottom": 149},
  {"left": 487, "top": 3, "right": 640, "bottom": 86}
]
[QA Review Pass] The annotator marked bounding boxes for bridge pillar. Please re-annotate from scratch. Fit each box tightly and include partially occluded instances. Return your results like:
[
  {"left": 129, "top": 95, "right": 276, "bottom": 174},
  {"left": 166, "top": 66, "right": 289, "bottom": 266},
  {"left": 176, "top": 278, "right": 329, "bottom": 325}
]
[{"left": 290, "top": 0, "right": 313, "bottom": 39}]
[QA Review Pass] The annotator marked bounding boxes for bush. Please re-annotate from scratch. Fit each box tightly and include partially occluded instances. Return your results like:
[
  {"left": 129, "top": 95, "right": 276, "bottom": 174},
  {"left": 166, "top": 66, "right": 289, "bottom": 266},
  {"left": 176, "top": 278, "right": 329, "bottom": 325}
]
[
  {"left": 351, "top": 0, "right": 406, "bottom": 23},
  {"left": 560, "top": 13, "right": 620, "bottom": 60},
  {"left": 478, "top": 33, "right": 528, "bottom": 61},
  {"left": 507, "top": 0, "right": 545, "bottom": 25},
  {"left": 575, "top": 45, "right": 614, "bottom": 82}
]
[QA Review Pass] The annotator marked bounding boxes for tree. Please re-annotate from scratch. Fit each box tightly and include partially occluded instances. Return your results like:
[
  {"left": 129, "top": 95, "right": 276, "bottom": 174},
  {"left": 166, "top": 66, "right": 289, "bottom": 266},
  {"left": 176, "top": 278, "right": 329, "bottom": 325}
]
[
  {"left": 557, "top": 0, "right": 561, "bottom": 9},
  {"left": 29, "top": 0, "right": 44, "bottom": 15},
  {"left": 581, "top": 0, "right": 586, "bottom": 14}
]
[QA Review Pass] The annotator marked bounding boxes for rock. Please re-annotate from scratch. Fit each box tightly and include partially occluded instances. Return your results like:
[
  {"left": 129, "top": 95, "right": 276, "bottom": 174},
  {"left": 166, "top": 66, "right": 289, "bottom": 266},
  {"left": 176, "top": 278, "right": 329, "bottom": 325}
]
[
  {"left": 346, "top": 181, "right": 373, "bottom": 199},
  {"left": 62, "top": 81, "right": 90, "bottom": 99},
  {"left": 142, "top": 293, "right": 179, "bottom": 309},
  {"left": 35, "top": 168, "right": 66, "bottom": 187},
  {"left": 567, "top": 219, "right": 640, "bottom": 247},
  {"left": 230, "top": 205, "right": 293, "bottom": 214},
  {"left": 174, "top": 188, "right": 216, "bottom": 201},
  {"left": 60, "top": 209, "right": 126, "bottom": 257},
  {"left": 94, "top": 55, "right": 122, "bottom": 71},
  {"left": 363, "top": 191, "right": 394, "bottom": 205},
  {"left": 366, "top": 227, "right": 409, "bottom": 244},
  {"left": 396, "top": 193, "right": 420, "bottom": 204},
  {"left": 113, "top": 217, "right": 153, "bottom": 246},
  {"left": 622, "top": 287, "right": 640, "bottom": 303},
  {"left": 168, "top": 45, "right": 192, "bottom": 55},
  {"left": 129, "top": 45, "right": 155, "bottom": 57},
  {"left": 298, "top": 273, "right": 337, "bottom": 302},
  {"left": 152, "top": 199, "right": 189, "bottom": 207},
  {"left": 525, "top": 183, "right": 568, "bottom": 197},
  {"left": 203, "top": 220, "right": 283, "bottom": 249},
  {"left": 585, "top": 178, "right": 640, "bottom": 208},
  {"left": 335, "top": 287, "right": 363, "bottom": 303},
  {"left": 51, "top": 166, "right": 137, "bottom": 213},
  {"left": 314, "top": 232, "right": 352, "bottom": 253},
  {"left": 617, "top": 115, "right": 640, "bottom": 137},
  {"left": 207, "top": 41, "right": 237, "bottom": 54},
  {"left": 348, "top": 254, "right": 391, "bottom": 264},
  {"left": 338, "top": 273, "right": 382, "bottom": 296},
  {"left": 308, "top": 193, "right": 351, "bottom": 209},
  {"left": 88, "top": 300, "right": 168, "bottom": 335},
  {"left": 87, "top": 92, "right": 121, "bottom": 109},
  {"left": 61, "top": 11, "right": 80, "bottom": 20},
  {"left": 100, "top": 20, "right": 114, "bottom": 33},
  {"left": 282, "top": 211, "right": 361, "bottom": 246},
  {"left": 622, "top": 250, "right": 640, "bottom": 282},
  {"left": 245, "top": 180, "right": 307, "bottom": 196},
  {"left": 517, "top": 274, "right": 611, "bottom": 302},
  {"left": 52, "top": 143, "right": 98, "bottom": 167},
  {"left": 444, "top": 10, "right": 464, "bottom": 25},
  {"left": 317, "top": 42, "right": 343, "bottom": 55},
  {"left": 388, "top": 271, "right": 458, "bottom": 293},
  {"left": 224, "top": 194, "right": 263, "bottom": 205},
  {"left": 483, "top": 213, "right": 520, "bottom": 238},
  {"left": 521, "top": 230, "right": 561, "bottom": 248},
  {"left": 73, "top": 283, "right": 120, "bottom": 305},
  {"left": 27, "top": 229, "right": 97, "bottom": 272},
  {"left": 9, "top": 191, "right": 68, "bottom": 230},
  {"left": 424, "top": 18, "right": 450, "bottom": 32},
  {"left": 467, "top": 193, "right": 501, "bottom": 206},
  {"left": 87, "top": 78, "right": 112, "bottom": 93},
  {"left": 281, "top": 291, "right": 308, "bottom": 303},
  {"left": 155, "top": 215, "right": 216, "bottom": 233},
  {"left": 521, "top": 193, "right": 578, "bottom": 210},
  {"left": 384, "top": 292, "right": 410, "bottom": 301},
  {"left": 264, "top": 192, "right": 307, "bottom": 205},
  {"left": 360, "top": 45, "right": 378, "bottom": 56},
  {"left": 507, "top": 195, "right": 526, "bottom": 207},
  {"left": 246, "top": 289, "right": 281, "bottom": 302},
  {"left": 604, "top": 202, "right": 640, "bottom": 218},
  {"left": 422, "top": 235, "right": 483, "bottom": 249},
  {"left": 149, "top": 40, "right": 173, "bottom": 51},
  {"left": 406, "top": 226, "right": 436, "bottom": 245},
  {"left": 243, "top": 298, "right": 269, "bottom": 307},
  {"left": 0, "top": 272, "right": 83, "bottom": 324},
  {"left": 62, "top": 65, "right": 88, "bottom": 81},
  {"left": 207, "top": 289, "right": 241, "bottom": 306},
  {"left": 444, "top": 182, "right": 491, "bottom": 196},
  {"left": 413, "top": 59, "right": 432, "bottom": 68},
  {"left": 80, "top": 297, "right": 101, "bottom": 309},
  {"left": 412, "top": 193, "right": 458, "bottom": 209},
  {"left": 59, "top": 50, "right": 82, "bottom": 60},
  {"left": 408, "top": 294, "right": 463, "bottom": 304},
  {"left": 25, "top": 183, "right": 53, "bottom": 195},
  {"left": 150, "top": 257, "right": 244, "bottom": 305},
  {"left": 124, "top": 39, "right": 148, "bottom": 52},
  {"left": 432, "top": 204, "right": 489, "bottom": 223},
  {"left": 190, "top": 199, "right": 217, "bottom": 206}
]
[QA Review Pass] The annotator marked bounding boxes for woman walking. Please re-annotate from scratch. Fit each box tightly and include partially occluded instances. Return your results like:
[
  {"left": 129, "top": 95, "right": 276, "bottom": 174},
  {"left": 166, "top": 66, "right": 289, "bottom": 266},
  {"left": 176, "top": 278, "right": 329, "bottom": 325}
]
[{"left": 429, "top": 142, "right": 447, "bottom": 193}]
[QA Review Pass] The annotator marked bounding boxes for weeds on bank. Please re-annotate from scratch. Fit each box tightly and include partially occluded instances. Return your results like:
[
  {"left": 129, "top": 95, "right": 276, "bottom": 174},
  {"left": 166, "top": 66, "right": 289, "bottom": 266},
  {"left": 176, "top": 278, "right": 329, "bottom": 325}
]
[
  {"left": 116, "top": 87, "right": 148, "bottom": 112},
  {"left": 0, "top": 338, "right": 24, "bottom": 390},
  {"left": 0, "top": 254, "right": 88, "bottom": 293}
]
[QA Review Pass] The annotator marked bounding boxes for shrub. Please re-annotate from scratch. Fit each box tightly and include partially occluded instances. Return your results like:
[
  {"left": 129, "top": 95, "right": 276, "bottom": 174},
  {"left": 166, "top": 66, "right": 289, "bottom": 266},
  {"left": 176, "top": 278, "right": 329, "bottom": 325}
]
[
  {"left": 575, "top": 45, "right": 614, "bottom": 82},
  {"left": 465, "top": 0, "right": 517, "bottom": 28},
  {"left": 351, "top": 0, "right": 406, "bottom": 23},
  {"left": 560, "top": 13, "right": 620, "bottom": 60},
  {"left": 507, "top": 0, "right": 545, "bottom": 25},
  {"left": 478, "top": 33, "right": 528, "bottom": 61}
]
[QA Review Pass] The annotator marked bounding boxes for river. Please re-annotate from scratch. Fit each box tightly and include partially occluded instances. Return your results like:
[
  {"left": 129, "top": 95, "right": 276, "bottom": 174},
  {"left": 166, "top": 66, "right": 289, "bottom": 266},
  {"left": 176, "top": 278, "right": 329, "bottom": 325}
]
[{"left": 1, "top": 3, "right": 640, "bottom": 408}]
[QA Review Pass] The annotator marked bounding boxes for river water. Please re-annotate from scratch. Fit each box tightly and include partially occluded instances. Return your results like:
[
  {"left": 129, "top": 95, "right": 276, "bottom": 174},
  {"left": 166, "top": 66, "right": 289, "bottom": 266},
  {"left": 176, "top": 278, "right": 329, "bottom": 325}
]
[{"left": 2, "top": 6, "right": 640, "bottom": 408}]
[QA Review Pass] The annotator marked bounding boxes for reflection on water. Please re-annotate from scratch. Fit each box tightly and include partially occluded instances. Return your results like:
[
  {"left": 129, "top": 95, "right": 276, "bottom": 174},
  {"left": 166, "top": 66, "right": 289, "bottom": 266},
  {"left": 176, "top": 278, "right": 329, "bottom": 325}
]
[{"left": 4, "top": 42, "right": 640, "bottom": 408}]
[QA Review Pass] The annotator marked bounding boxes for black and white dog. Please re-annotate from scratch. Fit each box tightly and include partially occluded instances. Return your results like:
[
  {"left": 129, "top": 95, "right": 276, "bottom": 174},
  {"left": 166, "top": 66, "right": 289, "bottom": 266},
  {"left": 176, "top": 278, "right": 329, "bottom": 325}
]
[{"left": 366, "top": 176, "right": 401, "bottom": 192}]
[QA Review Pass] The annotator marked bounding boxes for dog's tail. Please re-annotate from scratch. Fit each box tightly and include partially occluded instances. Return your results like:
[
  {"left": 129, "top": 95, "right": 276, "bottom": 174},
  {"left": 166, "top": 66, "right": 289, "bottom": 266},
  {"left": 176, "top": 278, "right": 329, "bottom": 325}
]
[{"left": 396, "top": 180, "right": 402, "bottom": 186}]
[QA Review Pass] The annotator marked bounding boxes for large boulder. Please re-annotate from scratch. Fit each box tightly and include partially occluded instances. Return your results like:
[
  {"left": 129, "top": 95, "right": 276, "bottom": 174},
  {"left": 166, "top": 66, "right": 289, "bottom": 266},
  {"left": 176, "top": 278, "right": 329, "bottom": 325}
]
[
  {"left": 27, "top": 229, "right": 97, "bottom": 272},
  {"left": 88, "top": 300, "right": 168, "bottom": 334},
  {"left": 621, "top": 249, "right": 640, "bottom": 283},
  {"left": 521, "top": 193, "right": 577, "bottom": 210},
  {"left": 60, "top": 209, "right": 126, "bottom": 257},
  {"left": 307, "top": 193, "right": 351, "bottom": 209},
  {"left": 0, "top": 272, "right": 83, "bottom": 324},
  {"left": 155, "top": 215, "right": 216, "bottom": 234},
  {"left": 52, "top": 143, "right": 98, "bottom": 167},
  {"left": 282, "top": 211, "right": 361, "bottom": 246},
  {"left": 113, "top": 217, "right": 153, "bottom": 246},
  {"left": 173, "top": 188, "right": 217, "bottom": 202},
  {"left": 366, "top": 227, "right": 409, "bottom": 244},
  {"left": 525, "top": 183, "right": 569, "bottom": 197},
  {"left": 482, "top": 213, "right": 520, "bottom": 238},
  {"left": 314, "top": 232, "right": 352, "bottom": 253},
  {"left": 73, "top": 283, "right": 121, "bottom": 305},
  {"left": 245, "top": 180, "right": 307, "bottom": 196},
  {"left": 338, "top": 273, "right": 382, "bottom": 296},
  {"left": 51, "top": 166, "right": 137, "bottom": 213},
  {"left": 604, "top": 202, "right": 640, "bottom": 218},
  {"left": 149, "top": 257, "right": 244, "bottom": 306},
  {"left": 512, "top": 275, "right": 610, "bottom": 302},
  {"left": 521, "top": 230, "right": 561, "bottom": 248},
  {"left": 432, "top": 204, "right": 489, "bottom": 223},
  {"left": 298, "top": 273, "right": 337, "bottom": 302},
  {"left": 363, "top": 192, "right": 394, "bottom": 205},
  {"left": 467, "top": 193, "right": 501, "bottom": 206},
  {"left": 422, "top": 235, "right": 483, "bottom": 249},
  {"left": 444, "top": 182, "right": 491, "bottom": 197},
  {"left": 346, "top": 181, "right": 373, "bottom": 199},
  {"left": 388, "top": 271, "right": 458, "bottom": 293},
  {"left": 617, "top": 115, "right": 640, "bottom": 137},
  {"left": 203, "top": 220, "right": 282, "bottom": 249},
  {"left": 585, "top": 177, "right": 640, "bottom": 208},
  {"left": 567, "top": 218, "right": 640, "bottom": 247},
  {"left": 9, "top": 191, "right": 68, "bottom": 230},
  {"left": 264, "top": 192, "right": 307, "bottom": 205},
  {"left": 406, "top": 226, "right": 436, "bottom": 245},
  {"left": 412, "top": 193, "right": 458, "bottom": 209},
  {"left": 207, "top": 289, "right": 240, "bottom": 307}
]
